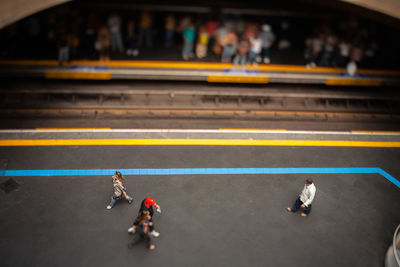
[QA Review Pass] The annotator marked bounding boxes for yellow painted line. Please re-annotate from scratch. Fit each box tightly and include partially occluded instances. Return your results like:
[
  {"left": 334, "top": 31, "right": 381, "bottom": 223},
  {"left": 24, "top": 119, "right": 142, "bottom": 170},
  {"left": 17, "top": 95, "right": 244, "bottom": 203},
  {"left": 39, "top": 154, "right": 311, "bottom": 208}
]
[
  {"left": 325, "top": 78, "right": 382, "bottom": 86},
  {"left": 3, "top": 60, "right": 400, "bottom": 76},
  {"left": 35, "top": 128, "right": 111, "bottom": 130},
  {"left": 207, "top": 75, "right": 269, "bottom": 83},
  {"left": 44, "top": 72, "right": 111, "bottom": 80},
  {"left": 219, "top": 128, "right": 287, "bottom": 131},
  {"left": 0, "top": 139, "right": 400, "bottom": 147}
]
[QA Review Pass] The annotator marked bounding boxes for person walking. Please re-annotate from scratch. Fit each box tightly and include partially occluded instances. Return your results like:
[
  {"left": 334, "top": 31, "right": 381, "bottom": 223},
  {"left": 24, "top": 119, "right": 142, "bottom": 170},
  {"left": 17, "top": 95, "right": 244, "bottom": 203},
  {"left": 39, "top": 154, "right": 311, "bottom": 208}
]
[
  {"left": 106, "top": 171, "right": 133, "bottom": 209},
  {"left": 128, "top": 197, "right": 161, "bottom": 237},
  {"left": 287, "top": 179, "right": 316, "bottom": 217},
  {"left": 128, "top": 210, "right": 155, "bottom": 251}
]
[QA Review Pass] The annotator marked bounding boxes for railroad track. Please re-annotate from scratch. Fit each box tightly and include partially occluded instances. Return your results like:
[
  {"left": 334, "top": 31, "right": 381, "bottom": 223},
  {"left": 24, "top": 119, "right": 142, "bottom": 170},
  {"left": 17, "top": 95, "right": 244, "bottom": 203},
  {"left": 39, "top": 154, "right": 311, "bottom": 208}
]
[{"left": 0, "top": 82, "right": 399, "bottom": 122}]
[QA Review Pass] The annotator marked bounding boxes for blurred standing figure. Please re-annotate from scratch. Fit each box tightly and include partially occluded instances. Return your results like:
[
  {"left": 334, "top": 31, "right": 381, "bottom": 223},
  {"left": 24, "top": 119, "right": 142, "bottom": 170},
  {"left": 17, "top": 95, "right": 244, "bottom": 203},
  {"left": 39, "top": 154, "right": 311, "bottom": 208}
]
[
  {"left": 126, "top": 20, "right": 139, "bottom": 57},
  {"left": 319, "top": 33, "right": 337, "bottom": 66},
  {"left": 233, "top": 37, "right": 250, "bottom": 70},
  {"left": 221, "top": 29, "right": 238, "bottom": 63},
  {"left": 287, "top": 179, "right": 316, "bottom": 217},
  {"left": 107, "top": 12, "right": 124, "bottom": 53},
  {"left": 182, "top": 20, "right": 195, "bottom": 60},
  {"left": 214, "top": 23, "right": 228, "bottom": 57},
  {"left": 248, "top": 31, "right": 262, "bottom": 67},
  {"left": 196, "top": 25, "right": 209, "bottom": 58},
  {"left": 333, "top": 37, "right": 351, "bottom": 67},
  {"left": 57, "top": 31, "right": 70, "bottom": 65},
  {"left": 139, "top": 11, "right": 153, "bottom": 48},
  {"left": 260, "top": 24, "right": 275, "bottom": 64},
  {"left": 83, "top": 12, "right": 100, "bottom": 59},
  {"left": 165, "top": 14, "right": 175, "bottom": 48},
  {"left": 106, "top": 171, "right": 133, "bottom": 209},
  {"left": 97, "top": 25, "right": 110, "bottom": 61},
  {"left": 306, "top": 33, "right": 324, "bottom": 68},
  {"left": 205, "top": 18, "right": 219, "bottom": 56}
]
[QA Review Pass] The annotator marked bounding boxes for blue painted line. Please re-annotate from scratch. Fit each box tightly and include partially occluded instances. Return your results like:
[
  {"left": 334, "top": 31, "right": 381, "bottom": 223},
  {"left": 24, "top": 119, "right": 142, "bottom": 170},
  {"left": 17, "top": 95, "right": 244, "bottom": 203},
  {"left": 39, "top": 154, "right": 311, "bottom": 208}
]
[{"left": 1, "top": 167, "right": 399, "bottom": 188}]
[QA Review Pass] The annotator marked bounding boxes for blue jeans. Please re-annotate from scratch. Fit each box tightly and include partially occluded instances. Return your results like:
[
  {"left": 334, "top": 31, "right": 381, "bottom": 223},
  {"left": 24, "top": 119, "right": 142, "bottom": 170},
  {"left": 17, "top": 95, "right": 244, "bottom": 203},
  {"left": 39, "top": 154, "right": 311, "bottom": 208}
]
[
  {"left": 222, "top": 44, "right": 234, "bottom": 61},
  {"left": 290, "top": 197, "right": 312, "bottom": 214},
  {"left": 109, "top": 194, "right": 132, "bottom": 208},
  {"left": 233, "top": 54, "right": 247, "bottom": 69},
  {"left": 248, "top": 51, "right": 259, "bottom": 64},
  {"left": 262, "top": 47, "right": 270, "bottom": 58},
  {"left": 182, "top": 41, "right": 193, "bottom": 58},
  {"left": 165, "top": 29, "right": 174, "bottom": 46},
  {"left": 58, "top": 46, "right": 69, "bottom": 63},
  {"left": 111, "top": 32, "right": 124, "bottom": 51},
  {"left": 139, "top": 28, "right": 152, "bottom": 47}
]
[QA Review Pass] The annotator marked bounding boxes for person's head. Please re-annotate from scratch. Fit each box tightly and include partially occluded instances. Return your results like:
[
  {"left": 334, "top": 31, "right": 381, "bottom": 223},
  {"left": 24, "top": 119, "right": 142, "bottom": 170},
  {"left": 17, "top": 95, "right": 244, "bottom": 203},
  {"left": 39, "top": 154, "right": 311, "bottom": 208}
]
[
  {"left": 305, "top": 179, "right": 313, "bottom": 186},
  {"left": 113, "top": 171, "right": 125, "bottom": 183},
  {"left": 144, "top": 197, "right": 156, "bottom": 208},
  {"left": 262, "top": 24, "right": 271, "bottom": 32},
  {"left": 138, "top": 210, "right": 150, "bottom": 225}
]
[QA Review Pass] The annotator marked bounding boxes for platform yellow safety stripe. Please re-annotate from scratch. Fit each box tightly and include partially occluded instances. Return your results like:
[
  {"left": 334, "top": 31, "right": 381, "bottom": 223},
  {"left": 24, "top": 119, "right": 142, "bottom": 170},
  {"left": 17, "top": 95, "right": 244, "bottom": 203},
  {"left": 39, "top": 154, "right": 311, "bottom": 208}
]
[
  {"left": 44, "top": 72, "right": 111, "bottom": 80},
  {"left": 207, "top": 75, "right": 269, "bottom": 83},
  {"left": 219, "top": 128, "right": 287, "bottom": 131},
  {"left": 325, "top": 78, "right": 382, "bottom": 86},
  {"left": 2, "top": 60, "right": 400, "bottom": 76},
  {"left": 1, "top": 139, "right": 400, "bottom": 147}
]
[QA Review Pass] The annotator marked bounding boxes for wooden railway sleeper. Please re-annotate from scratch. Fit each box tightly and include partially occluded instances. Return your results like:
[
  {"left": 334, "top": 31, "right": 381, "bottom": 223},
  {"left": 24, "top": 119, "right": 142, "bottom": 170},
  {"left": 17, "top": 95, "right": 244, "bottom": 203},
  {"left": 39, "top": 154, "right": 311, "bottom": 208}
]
[
  {"left": 98, "top": 95, "right": 104, "bottom": 105},
  {"left": 237, "top": 97, "right": 242, "bottom": 106}
]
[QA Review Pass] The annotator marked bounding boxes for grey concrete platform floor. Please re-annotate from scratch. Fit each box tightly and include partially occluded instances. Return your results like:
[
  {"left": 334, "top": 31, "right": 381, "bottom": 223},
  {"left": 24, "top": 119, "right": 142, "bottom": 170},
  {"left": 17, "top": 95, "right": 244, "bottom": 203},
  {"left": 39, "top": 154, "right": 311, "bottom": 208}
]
[{"left": 0, "top": 130, "right": 399, "bottom": 266}]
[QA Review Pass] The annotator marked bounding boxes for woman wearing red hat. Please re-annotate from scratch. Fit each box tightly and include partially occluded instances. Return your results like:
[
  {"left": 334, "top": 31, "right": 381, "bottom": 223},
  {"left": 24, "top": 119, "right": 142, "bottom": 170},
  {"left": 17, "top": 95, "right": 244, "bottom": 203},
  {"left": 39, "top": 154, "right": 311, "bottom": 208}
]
[{"left": 128, "top": 197, "right": 161, "bottom": 237}]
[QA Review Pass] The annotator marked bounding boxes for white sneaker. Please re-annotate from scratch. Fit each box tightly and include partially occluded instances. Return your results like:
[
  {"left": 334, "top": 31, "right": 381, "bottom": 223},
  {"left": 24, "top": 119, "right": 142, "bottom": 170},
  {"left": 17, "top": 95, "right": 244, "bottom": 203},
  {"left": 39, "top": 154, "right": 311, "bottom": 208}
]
[
  {"left": 150, "top": 230, "right": 160, "bottom": 237},
  {"left": 128, "top": 227, "right": 135, "bottom": 234},
  {"left": 106, "top": 205, "right": 112, "bottom": 209},
  {"left": 263, "top": 57, "right": 270, "bottom": 64}
]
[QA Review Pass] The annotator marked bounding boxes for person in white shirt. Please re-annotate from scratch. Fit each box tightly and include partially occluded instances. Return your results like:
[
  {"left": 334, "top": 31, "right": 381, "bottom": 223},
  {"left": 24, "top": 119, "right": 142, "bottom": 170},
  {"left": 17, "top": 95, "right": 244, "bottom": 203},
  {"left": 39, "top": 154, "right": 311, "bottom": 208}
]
[{"left": 287, "top": 179, "right": 316, "bottom": 217}]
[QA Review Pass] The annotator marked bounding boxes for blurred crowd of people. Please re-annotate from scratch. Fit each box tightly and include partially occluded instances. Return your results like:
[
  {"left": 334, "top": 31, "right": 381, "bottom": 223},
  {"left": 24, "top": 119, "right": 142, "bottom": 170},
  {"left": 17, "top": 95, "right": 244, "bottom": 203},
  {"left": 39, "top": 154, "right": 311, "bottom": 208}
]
[
  {"left": 0, "top": 5, "right": 396, "bottom": 70},
  {"left": 304, "top": 17, "right": 379, "bottom": 71}
]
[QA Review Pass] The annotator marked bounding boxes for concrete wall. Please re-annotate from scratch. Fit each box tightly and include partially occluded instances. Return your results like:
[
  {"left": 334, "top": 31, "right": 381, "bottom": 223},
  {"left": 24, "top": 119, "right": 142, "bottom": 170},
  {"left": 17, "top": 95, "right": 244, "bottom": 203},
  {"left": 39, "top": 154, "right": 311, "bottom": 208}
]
[
  {"left": 340, "top": 0, "right": 400, "bottom": 20},
  {"left": 0, "top": 0, "right": 71, "bottom": 29}
]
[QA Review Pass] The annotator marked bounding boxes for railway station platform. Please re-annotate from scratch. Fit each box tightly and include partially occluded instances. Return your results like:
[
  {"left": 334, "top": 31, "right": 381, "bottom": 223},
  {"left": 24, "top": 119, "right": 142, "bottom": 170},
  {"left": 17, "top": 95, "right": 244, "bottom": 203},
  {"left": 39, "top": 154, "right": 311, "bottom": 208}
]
[
  {"left": 0, "top": 128, "right": 399, "bottom": 266},
  {"left": 1, "top": 60, "right": 400, "bottom": 86}
]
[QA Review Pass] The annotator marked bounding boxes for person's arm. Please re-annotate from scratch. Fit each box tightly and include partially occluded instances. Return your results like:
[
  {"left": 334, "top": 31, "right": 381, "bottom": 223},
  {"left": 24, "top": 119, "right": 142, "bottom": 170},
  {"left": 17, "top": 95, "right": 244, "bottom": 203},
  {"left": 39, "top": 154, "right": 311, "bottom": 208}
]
[{"left": 155, "top": 204, "right": 161, "bottom": 213}]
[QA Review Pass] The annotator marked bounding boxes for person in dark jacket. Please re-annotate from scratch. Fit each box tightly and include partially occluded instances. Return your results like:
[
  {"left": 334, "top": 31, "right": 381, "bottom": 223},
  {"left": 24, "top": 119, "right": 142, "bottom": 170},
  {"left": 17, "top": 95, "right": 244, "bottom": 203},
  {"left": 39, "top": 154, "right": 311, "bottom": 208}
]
[
  {"left": 128, "top": 210, "right": 155, "bottom": 250},
  {"left": 128, "top": 197, "right": 161, "bottom": 236}
]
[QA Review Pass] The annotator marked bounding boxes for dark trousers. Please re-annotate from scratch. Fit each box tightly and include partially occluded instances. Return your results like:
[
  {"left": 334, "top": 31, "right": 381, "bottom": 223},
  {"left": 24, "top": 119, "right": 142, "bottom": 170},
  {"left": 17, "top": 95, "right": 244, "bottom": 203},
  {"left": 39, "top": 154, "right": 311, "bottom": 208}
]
[
  {"left": 291, "top": 197, "right": 312, "bottom": 214},
  {"left": 129, "top": 232, "right": 153, "bottom": 249}
]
